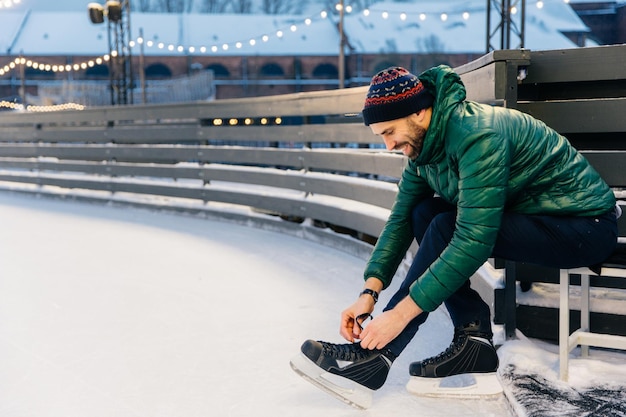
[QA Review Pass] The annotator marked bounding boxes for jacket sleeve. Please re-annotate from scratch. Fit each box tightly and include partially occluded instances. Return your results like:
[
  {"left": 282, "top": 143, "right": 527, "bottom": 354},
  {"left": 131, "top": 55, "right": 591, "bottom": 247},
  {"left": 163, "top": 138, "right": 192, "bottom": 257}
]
[
  {"left": 409, "top": 129, "right": 511, "bottom": 312},
  {"left": 363, "top": 161, "right": 434, "bottom": 289}
]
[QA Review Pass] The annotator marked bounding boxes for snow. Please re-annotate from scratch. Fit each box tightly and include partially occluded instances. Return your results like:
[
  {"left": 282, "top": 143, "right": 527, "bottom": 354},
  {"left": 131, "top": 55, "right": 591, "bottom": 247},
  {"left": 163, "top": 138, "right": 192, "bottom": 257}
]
[
  {"left": 1, "top": 190, "right": 625, "bottom": 416},
  {"left": 517, "top": 281, "right": 626, "bottom": 313},
  {"left": 346, "top": 0, "right": 585, "bottom": 53}
]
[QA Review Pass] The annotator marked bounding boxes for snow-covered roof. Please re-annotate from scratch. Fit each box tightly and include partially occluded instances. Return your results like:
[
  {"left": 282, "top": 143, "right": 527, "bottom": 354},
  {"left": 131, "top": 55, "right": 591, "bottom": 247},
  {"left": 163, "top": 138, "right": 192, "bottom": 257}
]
[
  {"left": 138, "top": 13, "right": 341, "bottom": 56},
  {"left": 346, "top": 0, "right": 588, "bottom": 54},
  {"left": 0, "top": 11, "right": 29, "bottom": 54},
  {"left": 4, "top": 11, "right": 341, "bottom": 56},
  {"left": 2, "top": 0, "right": 590, "bottom": 57},
  {"left": 568, "top": 0, "right": 623, "bottom": 3}
]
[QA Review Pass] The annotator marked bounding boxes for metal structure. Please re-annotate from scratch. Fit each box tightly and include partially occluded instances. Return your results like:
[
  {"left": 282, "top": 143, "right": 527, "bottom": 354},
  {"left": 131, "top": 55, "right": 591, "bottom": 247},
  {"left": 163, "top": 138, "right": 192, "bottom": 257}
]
[
  {"left": 486, "top": 0, "right": 526, "bottom": 52},
  {"left": 338, "top": 0, "right": 345, "bottom": 89},
  {"left": 88, "top": 1, "right": 133, "bottom": 105}
]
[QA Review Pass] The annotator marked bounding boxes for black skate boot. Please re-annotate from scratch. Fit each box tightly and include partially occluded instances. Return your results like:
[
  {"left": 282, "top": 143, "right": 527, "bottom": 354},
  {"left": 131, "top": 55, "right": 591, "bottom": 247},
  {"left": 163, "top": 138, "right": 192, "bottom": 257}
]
[
  {"left": 406, "top": 322, "right": 502, "bottom": 399},
  {"left": 301, "top": 339, "right": 396, "bottom": 390},
  {"left": 290, "top": 339, "right": 396, "bottom": 409},
  {"left": 409, "top": 321, "right": 498, "bottom": 377}
]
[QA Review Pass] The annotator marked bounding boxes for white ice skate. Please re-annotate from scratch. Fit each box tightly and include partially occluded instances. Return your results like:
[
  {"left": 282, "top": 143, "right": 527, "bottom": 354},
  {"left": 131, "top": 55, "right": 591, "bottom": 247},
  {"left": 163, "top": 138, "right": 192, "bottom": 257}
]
[
  {"left": 290, "top": 339, "right": 396, "bottom": 409},
  {"left": 290, "top": 352, "right": 374, "bottom": 409},
  {"left": 407, "top": 321, "right": 502, "bottom": 399},
  {"left": 406, "top": 372, "right": 503, "bottom": 399}
]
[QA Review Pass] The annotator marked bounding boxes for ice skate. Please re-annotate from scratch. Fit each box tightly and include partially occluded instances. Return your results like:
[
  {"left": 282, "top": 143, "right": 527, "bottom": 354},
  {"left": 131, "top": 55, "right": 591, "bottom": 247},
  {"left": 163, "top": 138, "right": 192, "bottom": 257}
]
[
  {"left": 406, "top": 321, "right": 502, "bottom": 399},
  {"left": 290, "top": 339, "right": 396, "bottom": 409}
]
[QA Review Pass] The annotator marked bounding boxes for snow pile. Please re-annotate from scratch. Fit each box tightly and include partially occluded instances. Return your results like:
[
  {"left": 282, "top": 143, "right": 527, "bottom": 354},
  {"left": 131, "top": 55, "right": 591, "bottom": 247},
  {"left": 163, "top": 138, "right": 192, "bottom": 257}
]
[{"left": 499, "top": 337, "right": 626, "bottom": 417}]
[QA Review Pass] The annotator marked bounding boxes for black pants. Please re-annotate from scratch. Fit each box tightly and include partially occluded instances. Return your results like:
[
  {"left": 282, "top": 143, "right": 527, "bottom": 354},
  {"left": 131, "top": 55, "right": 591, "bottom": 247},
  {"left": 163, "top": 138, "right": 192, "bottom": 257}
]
[{"left": 383, "top": 197, "right": 618, "bottom": 357}]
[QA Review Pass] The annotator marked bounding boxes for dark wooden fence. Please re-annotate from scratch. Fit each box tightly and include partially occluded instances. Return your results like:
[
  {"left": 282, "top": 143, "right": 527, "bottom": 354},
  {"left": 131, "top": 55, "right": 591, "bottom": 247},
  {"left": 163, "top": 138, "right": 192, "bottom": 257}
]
[{"left": 0, "top": 48, "right": 531, "bottom": 245}]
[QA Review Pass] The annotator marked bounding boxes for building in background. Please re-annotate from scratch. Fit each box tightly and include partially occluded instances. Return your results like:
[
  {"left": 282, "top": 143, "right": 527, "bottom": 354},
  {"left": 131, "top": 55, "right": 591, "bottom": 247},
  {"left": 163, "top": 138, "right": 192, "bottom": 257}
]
[
  {"left": 0, "top": 0, "right": 621, "bottom": 106},
  {"left": 569, "top": 0, "right": 626, "bottom": 45}
]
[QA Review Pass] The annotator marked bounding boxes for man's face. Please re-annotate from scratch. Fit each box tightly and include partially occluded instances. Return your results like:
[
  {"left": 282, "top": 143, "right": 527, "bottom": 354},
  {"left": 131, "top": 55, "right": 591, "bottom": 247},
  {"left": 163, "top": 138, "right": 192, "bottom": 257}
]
[{"left": 369, "top": 114, "right": 427, "bottom": 160}]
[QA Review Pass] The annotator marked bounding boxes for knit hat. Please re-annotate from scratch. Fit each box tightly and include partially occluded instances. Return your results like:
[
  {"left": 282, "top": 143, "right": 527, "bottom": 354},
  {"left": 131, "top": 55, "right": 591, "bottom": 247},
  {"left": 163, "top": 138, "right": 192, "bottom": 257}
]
[{"left": 362, "top": 67, "right": 434, "bottom": 126}]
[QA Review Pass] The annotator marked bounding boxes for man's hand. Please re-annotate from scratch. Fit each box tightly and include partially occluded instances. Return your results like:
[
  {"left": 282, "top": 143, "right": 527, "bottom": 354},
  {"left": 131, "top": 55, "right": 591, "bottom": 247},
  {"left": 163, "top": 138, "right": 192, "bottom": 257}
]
[
  {"left": 360, "top": 296, "right": 423, "bottom": 350},
  {"left": 339, "top": 296, "right": 375, "bottom": 342},
  {"left": 339, "top": 278, "right": 383, "bottom": 342}
]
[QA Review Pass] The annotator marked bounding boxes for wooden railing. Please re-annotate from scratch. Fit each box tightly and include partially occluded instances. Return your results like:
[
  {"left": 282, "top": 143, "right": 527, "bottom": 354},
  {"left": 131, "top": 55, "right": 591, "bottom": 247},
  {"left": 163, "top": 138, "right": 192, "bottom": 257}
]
[{"left": 0, "top": 49, "right": 530, "bottom": 244}]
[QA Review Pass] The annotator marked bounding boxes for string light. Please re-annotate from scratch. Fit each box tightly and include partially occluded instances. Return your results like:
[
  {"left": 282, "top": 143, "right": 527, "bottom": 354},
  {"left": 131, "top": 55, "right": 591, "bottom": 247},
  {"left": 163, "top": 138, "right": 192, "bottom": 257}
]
[
  {"left": 0, "top": 100, "right": 85, "bottom": 112},
  {"left": 0, "top": 0, "right": 578, "bottom": 79},
  {"left": 0, "top": 0, "right": 21, "bottom": 9},
  {"left": 0, "top": 101, "right": 24, "bottom": 111},
  {"left": 26, "top": 102, "right": 86, "bottom": 112},
  {"left": 0, "top": 55, "right": 111, "bottom": 77}
]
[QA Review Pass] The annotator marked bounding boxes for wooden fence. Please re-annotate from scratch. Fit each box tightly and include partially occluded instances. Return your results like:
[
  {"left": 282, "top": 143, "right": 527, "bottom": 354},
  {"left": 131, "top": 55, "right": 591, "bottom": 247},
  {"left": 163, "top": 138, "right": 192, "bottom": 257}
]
[{"left": 0, "top": 48, "right": 531, "bottom": 243}]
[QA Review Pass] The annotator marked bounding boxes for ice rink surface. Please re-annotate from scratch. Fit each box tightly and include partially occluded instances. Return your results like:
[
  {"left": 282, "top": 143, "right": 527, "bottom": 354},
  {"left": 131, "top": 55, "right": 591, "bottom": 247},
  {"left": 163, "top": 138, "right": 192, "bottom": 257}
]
[{"left": 2, "top": 192, "right": 624, "bottom": 416}]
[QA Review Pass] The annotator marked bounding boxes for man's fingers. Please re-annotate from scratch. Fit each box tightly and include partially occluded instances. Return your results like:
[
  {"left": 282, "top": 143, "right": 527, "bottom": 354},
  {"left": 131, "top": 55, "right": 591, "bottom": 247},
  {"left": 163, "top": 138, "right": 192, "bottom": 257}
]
[
  {"left": 355, "top": 313, "right": 373, "bottom": 331},
  {"left": 340, "top": 315, "right": 355, "bottom": 342}
]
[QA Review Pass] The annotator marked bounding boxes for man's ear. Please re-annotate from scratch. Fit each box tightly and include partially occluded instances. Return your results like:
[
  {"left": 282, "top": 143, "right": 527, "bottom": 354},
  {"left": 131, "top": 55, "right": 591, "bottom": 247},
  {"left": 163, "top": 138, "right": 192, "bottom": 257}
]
[{"left": 416, "top": 107, "right": 432, "bottom": 128}]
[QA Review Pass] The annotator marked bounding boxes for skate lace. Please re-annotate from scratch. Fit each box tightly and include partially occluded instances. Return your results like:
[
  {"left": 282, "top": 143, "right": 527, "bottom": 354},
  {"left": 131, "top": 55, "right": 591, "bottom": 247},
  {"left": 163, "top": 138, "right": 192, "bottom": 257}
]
[
  {"left": 321, "top": 342, "right": 371, "bottom": 362},
  {"left": 423, "top": 331, "right": 468, "bottom": 365}
]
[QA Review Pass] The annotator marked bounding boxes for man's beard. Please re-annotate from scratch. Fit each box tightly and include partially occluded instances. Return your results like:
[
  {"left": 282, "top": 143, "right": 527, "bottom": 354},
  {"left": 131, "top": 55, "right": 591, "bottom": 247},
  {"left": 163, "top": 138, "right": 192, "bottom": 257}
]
[{"left": 406, "top": 118, "right": 427, "bottom": 160}]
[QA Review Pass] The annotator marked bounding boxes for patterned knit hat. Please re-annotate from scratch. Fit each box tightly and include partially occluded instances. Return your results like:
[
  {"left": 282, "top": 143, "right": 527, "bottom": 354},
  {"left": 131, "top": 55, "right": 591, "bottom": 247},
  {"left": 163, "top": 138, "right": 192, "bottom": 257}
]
[{"left": 362, "top": 67, "right": 434, "bottom": 126}]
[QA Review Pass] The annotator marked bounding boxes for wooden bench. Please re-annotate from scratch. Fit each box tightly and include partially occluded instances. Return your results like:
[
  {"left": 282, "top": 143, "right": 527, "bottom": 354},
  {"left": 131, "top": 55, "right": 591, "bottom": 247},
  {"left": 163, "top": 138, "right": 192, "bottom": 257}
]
[
  {"left": 556, "top": 150, "right": 626, "bottom": 380},
  {"left": 497, "top": 152, "right": 626, "bottom": 381},
  {"left": 489, "top": 46, "right": 626, "bottom": 380}
]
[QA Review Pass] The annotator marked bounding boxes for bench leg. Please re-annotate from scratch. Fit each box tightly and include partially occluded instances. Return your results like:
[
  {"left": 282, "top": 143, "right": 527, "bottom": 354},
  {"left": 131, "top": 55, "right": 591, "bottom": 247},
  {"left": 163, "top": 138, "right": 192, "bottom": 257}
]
[
  {"left": 559, "top": 269, "right": 571, "bottom": 381},
  {"left": 504, "top": 261, "right": 517, "bottom": 340},
  {"left": 580, "top": 274, "right": 590, "bottom": 357}
]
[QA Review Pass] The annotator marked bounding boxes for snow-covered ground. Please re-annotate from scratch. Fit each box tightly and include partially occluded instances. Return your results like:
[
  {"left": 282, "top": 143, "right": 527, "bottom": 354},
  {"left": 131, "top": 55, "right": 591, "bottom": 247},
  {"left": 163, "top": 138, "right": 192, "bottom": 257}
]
[{"left": 0, "top": 191, "right": 625, "bottom": 416}]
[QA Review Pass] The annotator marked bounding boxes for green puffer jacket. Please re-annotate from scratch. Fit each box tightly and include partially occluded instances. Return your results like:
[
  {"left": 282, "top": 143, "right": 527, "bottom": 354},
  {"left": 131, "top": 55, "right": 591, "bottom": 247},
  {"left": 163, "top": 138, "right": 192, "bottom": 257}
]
[{"left": 364, "top": 65, "right": 616, "bottom": 312}]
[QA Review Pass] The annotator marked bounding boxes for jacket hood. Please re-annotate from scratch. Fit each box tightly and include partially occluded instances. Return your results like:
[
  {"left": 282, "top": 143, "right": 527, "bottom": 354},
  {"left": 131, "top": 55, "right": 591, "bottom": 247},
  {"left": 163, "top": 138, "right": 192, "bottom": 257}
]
[{"left": 412, "top": 65, "right": 467, "bottom": 166}]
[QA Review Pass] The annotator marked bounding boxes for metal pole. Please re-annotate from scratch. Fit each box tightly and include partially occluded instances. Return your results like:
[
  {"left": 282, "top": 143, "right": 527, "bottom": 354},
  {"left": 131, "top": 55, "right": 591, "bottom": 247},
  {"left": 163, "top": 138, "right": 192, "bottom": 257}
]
[
  {"left": 125, "top": 0, "right": 134, "bottom": 104},
  {"left": 338, "top": 0, "right": 345, "bottom": 89},
  {"left": 107, "top": 18, "right": 115, "bottom": 105},
  {"left": 139, "top": 27, "right": 146, "bottom": 104},
  {"left": 500, "top": 0, "right": 506, "bottom": 49},
  {"left": 505, "top": 0, "right": 511, "bottom": 49},
  {"left": 487, "top": 0, "right": 526, "bottom": 52},
  {"left": 486, "top": 0, "right": 491, "bottom": 53},
  {"left": 19, "top": 54, "right": 25, "bottom": 106},
  {"left": 520, "top": 0, "right": 526, "bottom": 49}
]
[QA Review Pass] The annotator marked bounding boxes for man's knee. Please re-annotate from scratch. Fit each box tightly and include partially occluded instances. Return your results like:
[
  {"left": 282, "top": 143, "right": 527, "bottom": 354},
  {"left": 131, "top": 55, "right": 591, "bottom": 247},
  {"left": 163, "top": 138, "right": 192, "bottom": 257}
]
[
  {"left": 411, "top": 198, "right": 455, "bottom": 241},
  {"left": 427, "top": 212, "right": 456, "bottom": 243}
]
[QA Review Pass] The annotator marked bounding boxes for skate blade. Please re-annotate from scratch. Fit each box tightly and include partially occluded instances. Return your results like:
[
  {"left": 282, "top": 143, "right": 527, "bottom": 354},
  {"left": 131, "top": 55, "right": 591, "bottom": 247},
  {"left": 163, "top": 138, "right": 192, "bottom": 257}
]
[
  {"left": 289, "top": 353, "right": 373, "bottom": 409},
  {"left": 406, "top": 373, "right": 503, "bottom": 399}
]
